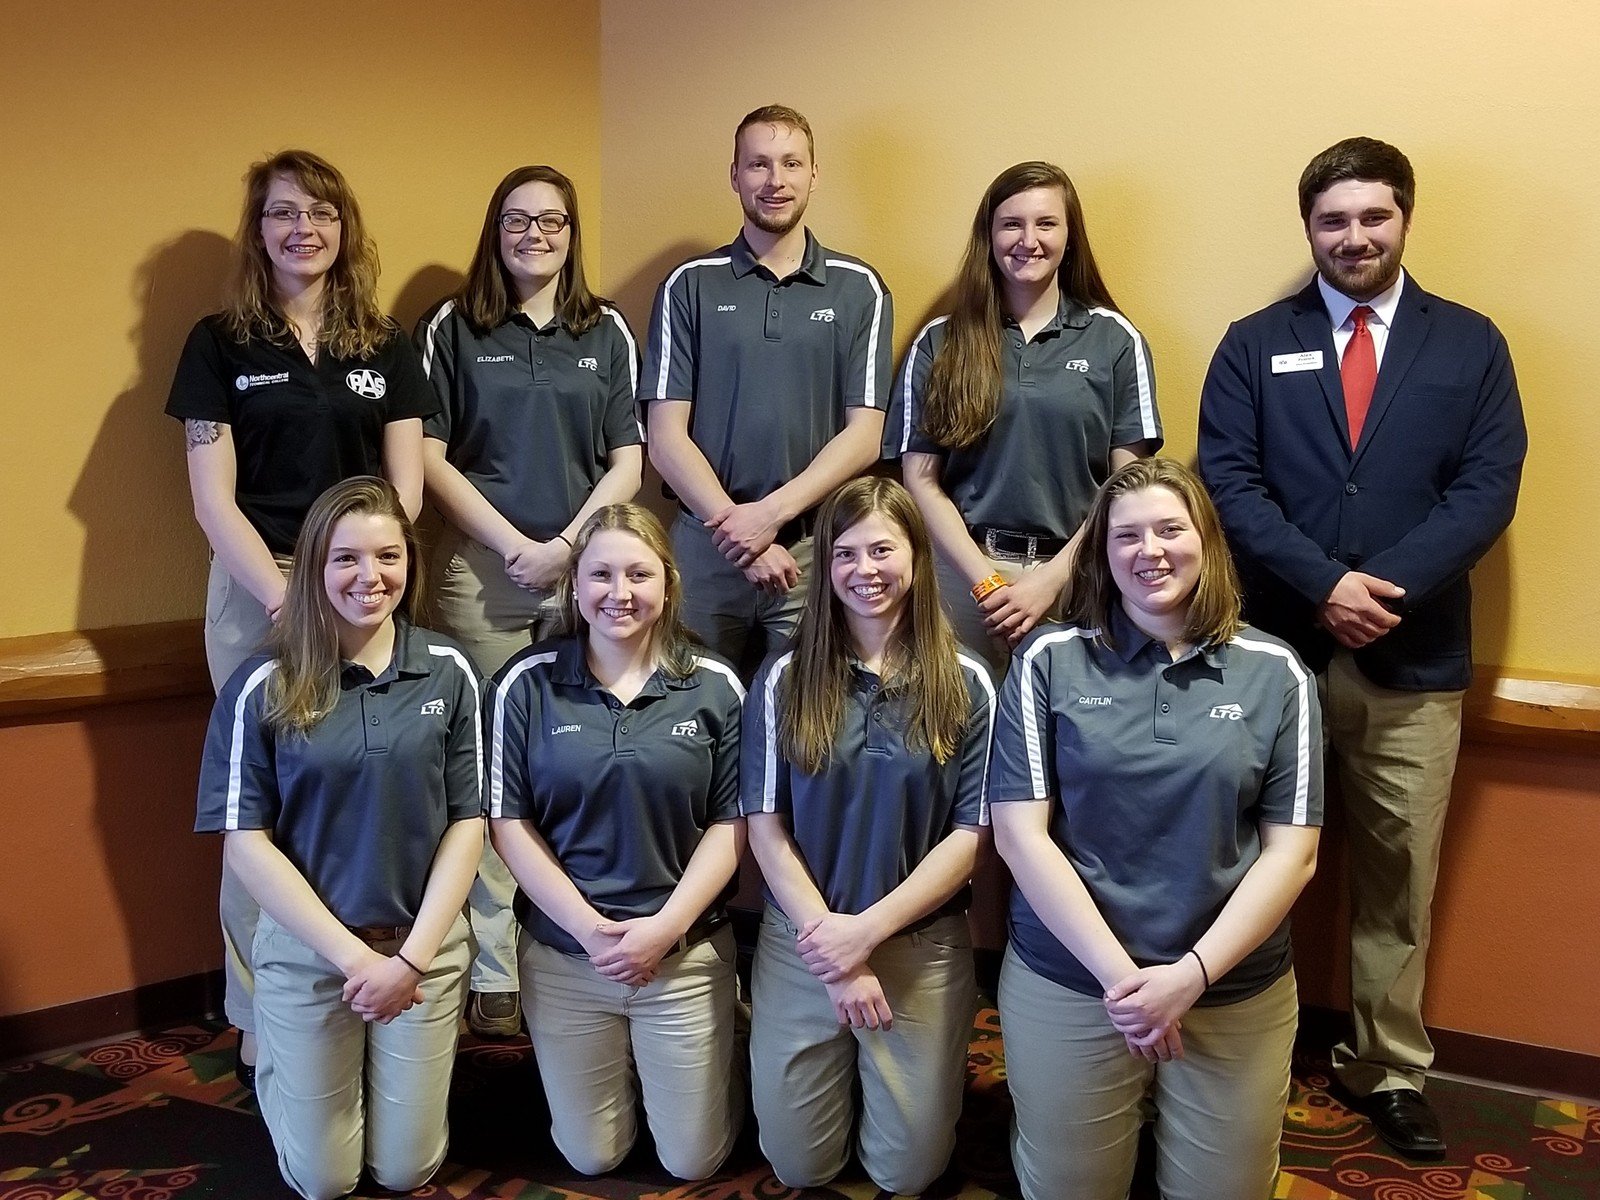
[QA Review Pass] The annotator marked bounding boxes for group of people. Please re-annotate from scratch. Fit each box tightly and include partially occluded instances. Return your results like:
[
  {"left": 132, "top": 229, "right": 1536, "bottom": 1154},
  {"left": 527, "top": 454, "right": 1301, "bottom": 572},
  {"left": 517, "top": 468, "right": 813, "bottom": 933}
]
[{"left": 170, "top": 103, "right": 1525, "bottom": 1200}]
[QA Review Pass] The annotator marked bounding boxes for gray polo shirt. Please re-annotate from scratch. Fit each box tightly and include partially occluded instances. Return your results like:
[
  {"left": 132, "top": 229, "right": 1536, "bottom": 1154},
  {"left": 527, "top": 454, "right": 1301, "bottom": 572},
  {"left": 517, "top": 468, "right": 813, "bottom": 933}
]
[
  {"left": 885, "top": 297, "right": 1162, "bottom": 538},
  {"left": 741, "top": 648, "right": 994, "bottom": 923},
  {"left": 485, "top": 636, "right": 745, "bottom": 954},
  {"left": 194, "top": 620, "right": 483, "bottom": 927},
  {"left": 416, "top": 301, "right": 642, "bottom": 541},
  {"left": 641, "top": 229, "right": 893, "bottom": 508},
  {"left": 988, "top": 609, "right": 1322, "bottom": 1004}
]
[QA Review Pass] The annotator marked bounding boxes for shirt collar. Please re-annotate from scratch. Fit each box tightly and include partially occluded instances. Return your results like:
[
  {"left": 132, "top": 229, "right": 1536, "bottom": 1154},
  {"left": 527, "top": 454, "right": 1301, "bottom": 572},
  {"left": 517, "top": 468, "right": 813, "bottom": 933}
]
[
  {"left": 549, "top": 634, "right": 699, "bottom": 696},
  {"left": 1317, "top": 268, "right": 1406, "bottom": 332},
  {"left": 340, "top": 618, "right": 430, "bottom": 687},
  {"left": 1001, "top": 291, "right": 1088, "bottom": 338},
  {"left": 1104, "top": 605, "right": 1224, "bottom": 668},
  {"left": 730, "top": 228, "right": 825, "bottom": 283}
]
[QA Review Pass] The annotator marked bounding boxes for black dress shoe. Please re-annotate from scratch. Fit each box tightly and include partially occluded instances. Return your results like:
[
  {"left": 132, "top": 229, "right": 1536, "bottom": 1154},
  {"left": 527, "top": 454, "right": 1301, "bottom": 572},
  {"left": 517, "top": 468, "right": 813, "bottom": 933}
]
[
  {"left": 234, "top": 1044, "right": 257, "bottom": 1093},
  {"left": 1359, "top": 1088, "right": 1446, "bottom": 1160}
]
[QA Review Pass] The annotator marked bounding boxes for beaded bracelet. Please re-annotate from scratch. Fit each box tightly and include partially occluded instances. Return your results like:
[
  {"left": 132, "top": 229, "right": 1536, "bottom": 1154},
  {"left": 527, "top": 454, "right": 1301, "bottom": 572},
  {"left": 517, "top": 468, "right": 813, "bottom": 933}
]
[{"left": 971, "top": 572, "right": 1006, "bottom": 603}]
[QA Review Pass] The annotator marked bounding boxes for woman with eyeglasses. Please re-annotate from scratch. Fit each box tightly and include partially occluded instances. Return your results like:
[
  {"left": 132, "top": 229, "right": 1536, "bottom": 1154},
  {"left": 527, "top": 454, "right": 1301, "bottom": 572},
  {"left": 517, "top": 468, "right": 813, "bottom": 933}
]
[
  {"left": 413, "top": 165, "right": 642, "bottom": 1038},
  {"left": 886, "top": 161, "right": 1163, "bottom": 676},
  {"left": 166, "top": 149, "right": 435, "bottom": 1087}
]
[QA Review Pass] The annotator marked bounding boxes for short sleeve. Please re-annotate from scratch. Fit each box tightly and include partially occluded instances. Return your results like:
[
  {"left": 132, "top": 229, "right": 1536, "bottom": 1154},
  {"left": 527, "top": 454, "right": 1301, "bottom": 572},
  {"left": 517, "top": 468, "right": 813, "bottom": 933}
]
[
  {"left": 599, "top": 306, "right": 644, "bottom": 449},
  {"left": 952, "top": 656, "right": 997, "bottom": 827},
  {"left": 165, "top": 318, "right": 234, "bottom": 424},
  {"left": 1105, "top": 312, "right": 1163, "bottom": 450},
  {"left": 415, "top": 302, "right": 458, "bottom": 443},
  {"left": 885, "top": 317, "right": 946, "bottom": 459},
  {"left": 739, "top": 653, "right": 795, "bottom": 818},
  {"left": 437, "top": 646, "right": 484, "bottom": 820},
  {"left": 485, "top": 654, "right": 541, "bottom": 819},
  {"left": 704, "top": 671, "right": 744, "bottom": 824},
  {"left": 642, "top": 270, "right": 698, "bottom": 404},
  {"left": 381, "top": 328, "right": 440, "bottom": 423},
  {"left": 1258, "top": 653, "right": 1324, "bottom": 828},
  {"left": 987, "top": 635, "right": 1058, "bottom": 804},
  {"left": 838, "top": 267, "right": 893, "bottom": 411},
  {"left": 195, "top": 658, "right": 281, "bottom": 832}
]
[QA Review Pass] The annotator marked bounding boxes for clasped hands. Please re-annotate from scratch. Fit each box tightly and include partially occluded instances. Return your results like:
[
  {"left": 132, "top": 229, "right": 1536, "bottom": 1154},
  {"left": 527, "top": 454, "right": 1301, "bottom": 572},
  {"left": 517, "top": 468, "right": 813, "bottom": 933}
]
[
  {"left": 342, "top": 948, "right": 425, "bottom": 1024},
  {"left": 978, "top": 569, "right": 1065, "bottom": 647},
  {"left": 1102, "top": 956, "right": 1208, "bottom": 1062},
  {"left": 581, "top": 914, "right": 682, "bottom": 987},
  {"left": 705, "top": 501, "right": 800, "bottom": 594},
  {"left": 796, "top": 911, "right": 894, "bottom": 1032}
]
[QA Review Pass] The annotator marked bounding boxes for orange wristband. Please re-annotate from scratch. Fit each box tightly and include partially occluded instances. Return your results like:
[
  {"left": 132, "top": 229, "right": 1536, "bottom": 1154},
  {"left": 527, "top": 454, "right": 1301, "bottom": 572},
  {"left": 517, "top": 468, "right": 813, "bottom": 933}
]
[{"left": 971, "top": 573, "right": 1006, "bottom": 603}]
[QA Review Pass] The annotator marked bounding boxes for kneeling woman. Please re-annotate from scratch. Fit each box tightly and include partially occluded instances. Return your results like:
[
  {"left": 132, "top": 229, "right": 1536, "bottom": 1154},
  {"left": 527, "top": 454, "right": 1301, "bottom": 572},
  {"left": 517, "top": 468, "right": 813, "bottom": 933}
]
[
  {"left": 989, "top": 458, "right": 1323, "bottom": 1200},
  {"left": 744, "top": 476, "right": 994, "bottom": 1196},
  {"left": 486, "top": 505, "right": 745, "bottom": 1180},
  {"left": 195, "top": 477, "right": 482, "bottom": 1200}
]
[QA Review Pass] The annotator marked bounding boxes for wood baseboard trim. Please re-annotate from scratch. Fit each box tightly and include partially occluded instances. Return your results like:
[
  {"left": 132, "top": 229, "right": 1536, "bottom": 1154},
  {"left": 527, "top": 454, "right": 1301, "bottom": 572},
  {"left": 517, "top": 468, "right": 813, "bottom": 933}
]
[{"left": 0, "top": 970, "right": 224, "bottom": 1063}]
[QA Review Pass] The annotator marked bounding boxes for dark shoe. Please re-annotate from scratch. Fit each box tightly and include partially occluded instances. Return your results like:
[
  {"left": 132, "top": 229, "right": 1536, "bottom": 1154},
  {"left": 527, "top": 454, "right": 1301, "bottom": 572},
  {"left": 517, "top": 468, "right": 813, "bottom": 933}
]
[
  {"left": 466, "top": 990, "right": 522, "bottom": 1039},
  {"left": 234, "top": 1041, "right": 257, "bottom": 1093},
  {"left": 1358, "top": 1088, "right": 1446, "bottom": 1160}
]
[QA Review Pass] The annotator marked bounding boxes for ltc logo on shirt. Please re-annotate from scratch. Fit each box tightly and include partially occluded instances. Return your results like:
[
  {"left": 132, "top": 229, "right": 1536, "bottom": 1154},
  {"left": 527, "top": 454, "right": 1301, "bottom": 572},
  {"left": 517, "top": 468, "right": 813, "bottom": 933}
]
[
  {"left": 419, "top": 698, "right": 446, "bottom": 716},
  {"left": 577, "top": 357, "right": 599, "bottom": 371},
  {"left": 1209, "top": 703, "right": 1245, "bottom": 721},
  {"left": 346, "top": 369, "right": 387, "bottom": 399},
  {"left": 810, "top": 308, "right": 836, "bottom": 322},
  {"left": 671, "top": 719, "right": 700, "bottom": 737},
  {"left": 1063, "top": 359, "right": 1091, "bottom": 373}
]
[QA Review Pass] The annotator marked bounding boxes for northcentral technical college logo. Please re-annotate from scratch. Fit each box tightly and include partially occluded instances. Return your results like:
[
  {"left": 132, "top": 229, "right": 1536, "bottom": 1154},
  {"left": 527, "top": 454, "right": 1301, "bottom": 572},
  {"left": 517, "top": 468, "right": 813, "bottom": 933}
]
[{"left": 346, "top": 368, "right": 387, "bottom": 399}]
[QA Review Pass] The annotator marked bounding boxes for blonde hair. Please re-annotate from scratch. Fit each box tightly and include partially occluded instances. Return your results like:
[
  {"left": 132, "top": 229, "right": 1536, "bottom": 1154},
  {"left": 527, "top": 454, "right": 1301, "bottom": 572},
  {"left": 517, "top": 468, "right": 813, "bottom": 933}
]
[
  {"left": 221, "top": 149, "right": 393, "bottom": 360},
  {"left": 265, "top": 477, "right": 424, "bottom": 734},
  {"left": 1062, "top": 458, "right": 1242, "bottom": 651},
  {"left": 780, "top": 477, "right": 970, "bottom": 773},
  {"left": 555, "top": 505, "right": 697, "bottom": 678}
]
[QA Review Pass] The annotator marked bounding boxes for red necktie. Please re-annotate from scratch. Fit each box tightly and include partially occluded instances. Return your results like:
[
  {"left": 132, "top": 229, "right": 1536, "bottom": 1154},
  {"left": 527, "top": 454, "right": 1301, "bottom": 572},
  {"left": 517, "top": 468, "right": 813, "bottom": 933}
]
[{"left": 1341, "top": 305, "right": 1377, "bottom": 447}]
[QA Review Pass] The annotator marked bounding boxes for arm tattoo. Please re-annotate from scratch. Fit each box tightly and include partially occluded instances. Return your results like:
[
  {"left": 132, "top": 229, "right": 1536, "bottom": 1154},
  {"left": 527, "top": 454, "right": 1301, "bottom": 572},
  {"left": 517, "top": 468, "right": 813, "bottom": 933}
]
[{"left": 185, "top": 419, "right": 222, "bottom": 451}]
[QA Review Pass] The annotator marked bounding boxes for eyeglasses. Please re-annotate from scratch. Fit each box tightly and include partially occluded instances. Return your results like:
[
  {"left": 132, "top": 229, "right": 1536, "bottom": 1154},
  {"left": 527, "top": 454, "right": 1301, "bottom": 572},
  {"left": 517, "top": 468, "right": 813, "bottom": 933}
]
[
  {"left": 262, "top": 204, "right": 341, "bottom": 227},
  {"left": 500, "top": 210, "right": 571, "bottom": 235}
]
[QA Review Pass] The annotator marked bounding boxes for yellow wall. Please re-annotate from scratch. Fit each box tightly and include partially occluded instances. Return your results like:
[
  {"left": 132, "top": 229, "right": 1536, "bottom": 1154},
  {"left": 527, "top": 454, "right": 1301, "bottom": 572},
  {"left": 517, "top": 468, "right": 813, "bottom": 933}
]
[
  {"left": 598, "top": 0, "right": 1597, "bottom": 680},
  {"left": 0, "top": 0, "right": 601, "bottom": 640}
]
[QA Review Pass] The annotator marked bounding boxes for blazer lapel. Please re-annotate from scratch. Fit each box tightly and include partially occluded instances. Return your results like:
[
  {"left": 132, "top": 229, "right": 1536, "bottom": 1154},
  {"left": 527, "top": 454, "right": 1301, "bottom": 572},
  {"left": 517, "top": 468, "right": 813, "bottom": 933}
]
[
  {"left": 1351, "top": 276, "right": 1430, "bottom": 465},
  {"left": 1286, "top": 282, "right": 1350, "bottom": 450}
]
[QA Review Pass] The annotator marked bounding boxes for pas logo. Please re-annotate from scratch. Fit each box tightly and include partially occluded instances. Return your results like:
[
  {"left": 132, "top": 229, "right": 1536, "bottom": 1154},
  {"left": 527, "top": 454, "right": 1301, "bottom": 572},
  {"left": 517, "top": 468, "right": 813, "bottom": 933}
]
[
  {"left": 1077, "top": 695, "right": 1112, "bottom": 707},
  {"left": 1209, "top": 703, "right": 1245, "bottom": 721},
  {"left": 476, "top": 354, "right": 515, "bottom": 364},
  {"left": 577, "top": 357, "right": 599, "bottom": 371},
  {"left": 346, "top": 368, "right": 387, "bottom": 399},
  {"left": 419, "top": 698, "right": 446, "bottom": 716},
  {"left": 810, "top": 308, "right": 836, "bottom": 322},
  {"left": 1063, "top": 359, "right": 1090, "bottom": 373},
  {"left": 716, "top": 304, "right": 737, "bottom": 312},
  {"left": 235, "top": 371, "right": 290, "bottom": 391},
  {"left": 551, "top": 723, "right": 581, "bottom": 736},
  {"left": 671, "top": 719, "right": 700, "bottom": 737}
]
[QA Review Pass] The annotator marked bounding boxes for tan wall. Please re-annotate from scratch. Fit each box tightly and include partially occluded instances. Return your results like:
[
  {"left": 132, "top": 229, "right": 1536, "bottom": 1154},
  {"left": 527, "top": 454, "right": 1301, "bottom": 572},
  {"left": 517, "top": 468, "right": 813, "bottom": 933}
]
[
  {"left": 0, "top": 0, "right": 602, "bottom": 641},
  {"left": 597, "top": 0, "right": 1597, "bottom": 680}
]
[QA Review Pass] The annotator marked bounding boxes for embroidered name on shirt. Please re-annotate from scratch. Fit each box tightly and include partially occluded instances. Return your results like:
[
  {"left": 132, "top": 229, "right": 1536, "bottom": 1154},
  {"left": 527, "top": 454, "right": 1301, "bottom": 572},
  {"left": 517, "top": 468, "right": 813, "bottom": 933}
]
[
  {"left": 476, "top": 354, "right": 515, "bottom": 364},
  {"left": 1063, "top": 359, "right": 1090, "bottom": 373},
  {"left": 346, "top": 368, "right": 387, "bottom": 399},
  {"left": 577, "top": 357, "right": 599, "bottom": 370},
  {"left": 419, "top": 698, "right": 446, "bottom": 716},
  {"left": 671, "top": 719, "right": 700, "bottom": 737},
  {"left": 1209, "top": 703, "right": 1245, "bottom": 721},
  {"left": 235, "top": 371, "right": 290, "bottom": 391},
  {"left": 1077, "top": 695, "right": 1112, "bottom": 707},
  {"left": 717, "top": 304, "right": 737, "bottom": 312},
  {"left": 551, "top": 723, "right": 581, "bottom": 735},
  {"left": 810, "top": 308, "right": 836, "bottom": 322}
]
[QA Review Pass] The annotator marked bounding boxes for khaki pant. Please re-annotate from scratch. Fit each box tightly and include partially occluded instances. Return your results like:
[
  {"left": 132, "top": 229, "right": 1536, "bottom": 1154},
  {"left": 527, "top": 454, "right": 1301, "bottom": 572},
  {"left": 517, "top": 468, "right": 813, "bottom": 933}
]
[
  {"left": 431, "top": 530, "right": 564, "bottom": 995},
  {"left": 1321, "top": 650, "right": 1464, "bottom": 1096},
  {"left": 751, "top": 907, "right": 978, "bottom": 1196},
  {"left": 253, "top": 911, "right": 470, "bottom": 1200},
  {"left": 205, "top": 554, "right": 292, "bottom": 1035},
  {"left": 671, "top": 512, "right": 812, "bottom": 678},
  {"left": 999, "top": 948, "right": 1297, "bottom": 1200},
  {"left": 518, "top": 925, "right": 740, "bottom": 1180},
  {"left": 934, "top": 548, "right": 1067, "bottom": 679}
]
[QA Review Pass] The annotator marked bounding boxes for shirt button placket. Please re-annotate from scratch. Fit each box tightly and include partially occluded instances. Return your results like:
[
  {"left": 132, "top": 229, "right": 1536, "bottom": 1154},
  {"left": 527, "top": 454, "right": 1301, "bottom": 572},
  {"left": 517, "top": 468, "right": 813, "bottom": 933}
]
[
  {"left": 1154, "top": 671, "right": 1177, "bottom": 744},
  {"left": 765, "top": 287, "right": 782, "bottom": 341}
]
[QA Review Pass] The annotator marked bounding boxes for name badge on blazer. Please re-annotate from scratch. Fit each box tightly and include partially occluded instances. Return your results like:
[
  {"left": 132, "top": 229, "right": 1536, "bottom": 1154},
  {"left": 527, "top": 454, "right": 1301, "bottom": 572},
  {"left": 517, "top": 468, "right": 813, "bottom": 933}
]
[{"left": 1271, "top": 351, "right": 1324, "bottom": 374}]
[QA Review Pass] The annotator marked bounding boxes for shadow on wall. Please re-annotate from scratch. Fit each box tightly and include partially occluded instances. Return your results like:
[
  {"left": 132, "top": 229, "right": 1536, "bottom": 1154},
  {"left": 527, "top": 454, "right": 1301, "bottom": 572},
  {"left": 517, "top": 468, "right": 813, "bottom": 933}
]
[{"left": 69, "top": 229, "right": 233, "bottom": 1022}]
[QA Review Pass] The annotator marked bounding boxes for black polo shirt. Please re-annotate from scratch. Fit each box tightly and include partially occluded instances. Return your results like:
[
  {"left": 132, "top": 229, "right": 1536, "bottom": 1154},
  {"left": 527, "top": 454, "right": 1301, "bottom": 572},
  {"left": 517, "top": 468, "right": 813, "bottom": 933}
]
[
  {"left": 166, "top": 315, "right": 438, "bottom": 555},
  {"left": 194, "top": 620, "right": 483, "bottom": 927},
  {"left": 886, "top": 297, "right": 1162, "bottom": 538},
  {"left": 987, "top": 610, "right": 1322, "bottom": 1004},
  {"left": 741, "top": 648, "right": 994, "bottom": 922},
  {"left": 485, "top": 636, "right": 745, "bottom": 954},
  {"left": 641, "top": 229, "right": 893, "bottom": 507},
  {"left": 416, "top": 302, "right": 642, "bottom": 540}
]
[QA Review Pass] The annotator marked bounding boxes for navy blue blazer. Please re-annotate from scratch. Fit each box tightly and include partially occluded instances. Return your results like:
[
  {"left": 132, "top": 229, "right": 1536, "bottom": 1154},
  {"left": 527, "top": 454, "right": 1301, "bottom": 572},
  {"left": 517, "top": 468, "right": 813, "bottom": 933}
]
[{"left": 1198, "top": 275, "right": 1526, "bottom": 691}]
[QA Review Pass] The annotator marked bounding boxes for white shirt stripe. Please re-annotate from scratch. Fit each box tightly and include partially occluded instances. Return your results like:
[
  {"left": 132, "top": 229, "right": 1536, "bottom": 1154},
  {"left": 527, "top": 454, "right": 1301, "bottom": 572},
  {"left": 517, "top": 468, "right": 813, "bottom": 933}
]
[
  {"left": 1088, "top": 307, "right": 1159, "bottom": 441},
  {"left": 1228, "top": 635, "right": 1315, "bottom": 825},
  {"left": 898, "top": 316, "right": 948, "bottom": 453},
  {"left": 427, "top": 643, "right": 483, "bottom": 809},
  {"left": 600, "top": 304, "right": 644, "bottom": 442},
  {"left": 486, "top": 651, "right": 558, "bottom": 818},
  {"left": 419, "top": 299, "right": 455, "bottom": 378},
  {"left": 691, "top": 654, "right": 746, "bottom": 703},
  {"left": 226, "top": 660, "right": 279, "bottom": 830},
  {"left": 825, "top": 259, "right": 886, "bottom": 409},
  {"left": 956, "top": 652, "right": 997, "bottom": 826},
  {"left": 760, "top": 651, "right": 797, "bottom": 814},
  {"left": 1018, "top": 627, "right": 1097, "bottom": 798},
  {"left": 652, "top": 256, "right": 732, "bottom": 398}
]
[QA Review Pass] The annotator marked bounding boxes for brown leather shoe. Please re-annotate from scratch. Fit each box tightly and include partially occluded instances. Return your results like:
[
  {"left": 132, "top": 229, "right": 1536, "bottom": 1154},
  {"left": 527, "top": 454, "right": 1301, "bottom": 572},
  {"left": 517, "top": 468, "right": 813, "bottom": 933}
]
[
  {"left": 1358, "top": 1088, "right": 1447, "bottom": 1160},
  {"left": 466, "top": 990, "right": 522, "bottom": 1039}
]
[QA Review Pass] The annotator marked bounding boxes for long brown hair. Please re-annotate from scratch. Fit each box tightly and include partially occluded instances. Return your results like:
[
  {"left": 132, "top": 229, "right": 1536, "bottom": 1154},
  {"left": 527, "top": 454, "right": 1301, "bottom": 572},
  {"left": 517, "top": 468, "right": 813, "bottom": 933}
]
[
  {"left": 920, "top": 161, "right": 1119, "bottom": 449},
  {"left": 555, "top": 504, "right": 697, "bottom": 679},
  {"left": 265, "top": 477, "right": 425, "bottom": 734},
  {"left": 457, "top": 164, "right": 606, "bottom": 336},
  {"left": 1062, "top": 458, "right": 1242, "bottom": 651},
  {"left": 221, "top": 149, "right": 393, "bottom": 359},
  {"left": 780, "top": 477, "right": 970, "bottom": 772}
]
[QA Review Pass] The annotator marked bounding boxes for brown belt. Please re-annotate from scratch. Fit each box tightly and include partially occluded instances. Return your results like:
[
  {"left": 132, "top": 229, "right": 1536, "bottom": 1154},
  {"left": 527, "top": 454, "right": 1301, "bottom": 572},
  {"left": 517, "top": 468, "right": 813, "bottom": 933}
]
[{"left": 347, "top": 924, "right": 412, "bottom": 946}]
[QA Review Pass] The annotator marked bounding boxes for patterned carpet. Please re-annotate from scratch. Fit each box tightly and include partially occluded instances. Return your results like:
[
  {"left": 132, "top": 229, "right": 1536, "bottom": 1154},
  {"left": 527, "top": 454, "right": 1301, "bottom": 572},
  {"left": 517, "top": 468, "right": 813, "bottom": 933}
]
[{"left": 2, "top": 1010, "right": 1596, "bottom": 1199}]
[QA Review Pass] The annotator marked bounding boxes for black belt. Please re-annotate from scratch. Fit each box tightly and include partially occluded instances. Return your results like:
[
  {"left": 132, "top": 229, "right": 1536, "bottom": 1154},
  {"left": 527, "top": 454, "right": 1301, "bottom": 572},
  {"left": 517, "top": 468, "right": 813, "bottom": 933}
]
[
  {"left": 667, "top": 915, "right": 729, "bottom": 957},
  {"left": 679, "top": 507, "right": 814, "bottom": 547},
  {"left": 969, "top": 525, "right": 1068, "bottom": 561}
]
